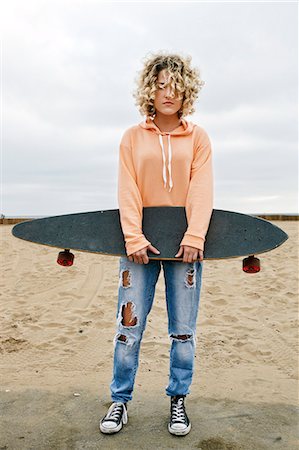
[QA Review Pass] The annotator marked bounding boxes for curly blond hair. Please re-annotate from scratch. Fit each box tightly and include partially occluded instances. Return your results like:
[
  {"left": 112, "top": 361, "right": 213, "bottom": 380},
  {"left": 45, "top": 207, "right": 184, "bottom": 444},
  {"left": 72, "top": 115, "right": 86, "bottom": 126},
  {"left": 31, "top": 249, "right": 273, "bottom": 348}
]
[{"left": 132, "top": 51, "right": 205, "bottom": 119}]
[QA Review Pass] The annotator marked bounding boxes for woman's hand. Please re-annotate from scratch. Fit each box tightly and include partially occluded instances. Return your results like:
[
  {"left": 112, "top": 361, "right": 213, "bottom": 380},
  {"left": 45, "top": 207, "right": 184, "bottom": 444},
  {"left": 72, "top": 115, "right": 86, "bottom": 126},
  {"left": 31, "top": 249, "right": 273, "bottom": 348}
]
[
  {"left": 175, "top": 245, "right": 203, "bottom": 263},
  {"left": 128, "top": 244, "right": 160, "bottom": 264}
]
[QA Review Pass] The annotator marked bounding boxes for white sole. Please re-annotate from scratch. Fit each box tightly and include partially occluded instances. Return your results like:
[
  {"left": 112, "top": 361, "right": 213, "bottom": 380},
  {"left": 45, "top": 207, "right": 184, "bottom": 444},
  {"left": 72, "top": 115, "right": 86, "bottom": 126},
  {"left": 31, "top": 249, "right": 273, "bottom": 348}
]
[
  {"left": 168, "top": 422, "right": 191, "bottom": 436},
  {"left": 99, "top": 421, "right": 123, "bottom": 434}
]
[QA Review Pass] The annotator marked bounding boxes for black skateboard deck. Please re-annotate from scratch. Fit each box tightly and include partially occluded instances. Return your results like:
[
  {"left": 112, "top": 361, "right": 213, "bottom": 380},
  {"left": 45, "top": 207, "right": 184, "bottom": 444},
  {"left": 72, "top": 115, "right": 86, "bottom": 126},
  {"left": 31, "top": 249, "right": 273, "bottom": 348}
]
[{"left": 12, "top": 207, "right": 288, "bottom": 260}]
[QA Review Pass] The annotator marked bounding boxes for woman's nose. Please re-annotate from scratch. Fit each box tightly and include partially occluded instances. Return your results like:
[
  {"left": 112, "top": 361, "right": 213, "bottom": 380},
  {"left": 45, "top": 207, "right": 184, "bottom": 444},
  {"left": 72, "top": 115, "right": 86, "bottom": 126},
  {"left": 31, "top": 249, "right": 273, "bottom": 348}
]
[{"left": 165, "top": 86, "right": 174, "bottom": 98}]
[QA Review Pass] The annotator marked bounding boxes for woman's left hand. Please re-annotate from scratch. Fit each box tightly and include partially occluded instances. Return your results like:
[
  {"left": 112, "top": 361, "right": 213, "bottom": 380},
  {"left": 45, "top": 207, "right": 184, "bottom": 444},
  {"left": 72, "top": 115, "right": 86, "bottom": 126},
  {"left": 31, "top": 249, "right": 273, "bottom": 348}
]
[{"left": 175, "top": 245, "right": 203, "bottom": 263}]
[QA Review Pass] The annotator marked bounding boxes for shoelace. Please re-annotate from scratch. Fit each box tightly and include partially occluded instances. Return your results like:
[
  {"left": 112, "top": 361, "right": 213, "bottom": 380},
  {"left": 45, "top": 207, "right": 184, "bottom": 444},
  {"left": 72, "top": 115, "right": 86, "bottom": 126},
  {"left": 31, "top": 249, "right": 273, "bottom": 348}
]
[
  {"left": 171, "top": 398, "right": 186, "bottom": 423},
  {"left": 105, "top": 403, "right": 124, "bottom": 422}
]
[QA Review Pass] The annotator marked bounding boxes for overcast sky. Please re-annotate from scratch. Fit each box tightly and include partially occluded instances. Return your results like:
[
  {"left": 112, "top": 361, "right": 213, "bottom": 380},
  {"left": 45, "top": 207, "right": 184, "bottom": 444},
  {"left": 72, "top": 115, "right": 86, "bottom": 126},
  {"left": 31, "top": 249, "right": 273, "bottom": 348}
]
[{"left": 1, "top": 1, "right": 298, "bottom": 216}]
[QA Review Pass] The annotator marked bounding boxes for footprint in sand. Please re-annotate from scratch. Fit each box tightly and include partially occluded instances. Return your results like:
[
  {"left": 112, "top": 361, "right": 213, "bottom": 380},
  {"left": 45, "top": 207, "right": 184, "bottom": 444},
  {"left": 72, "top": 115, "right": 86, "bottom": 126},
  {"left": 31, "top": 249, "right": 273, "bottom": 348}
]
[
  {"left": 212, "top": 298, "right": 227, "bottom": 306},
  {"left": 0, "top": 337, "right": 29, "bottom": 353}
]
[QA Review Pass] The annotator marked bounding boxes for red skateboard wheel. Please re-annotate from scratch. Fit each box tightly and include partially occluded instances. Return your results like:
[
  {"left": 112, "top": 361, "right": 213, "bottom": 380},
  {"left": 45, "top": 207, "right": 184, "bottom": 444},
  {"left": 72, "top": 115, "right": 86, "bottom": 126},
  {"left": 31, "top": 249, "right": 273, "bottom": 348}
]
[
  {"left": 242, "top": 255, "right": 260, "bottom": 273},
  {"left": 57, "top": 249, "right": 74, "bottom": 266}
]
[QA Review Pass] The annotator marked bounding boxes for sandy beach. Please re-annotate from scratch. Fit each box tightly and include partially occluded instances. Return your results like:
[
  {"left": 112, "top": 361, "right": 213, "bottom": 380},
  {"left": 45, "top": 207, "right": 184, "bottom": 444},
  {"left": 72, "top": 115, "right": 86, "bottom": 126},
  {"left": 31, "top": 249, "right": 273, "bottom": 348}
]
[{"left": 0, "top": 221, "right": 298, "bottom": 449}]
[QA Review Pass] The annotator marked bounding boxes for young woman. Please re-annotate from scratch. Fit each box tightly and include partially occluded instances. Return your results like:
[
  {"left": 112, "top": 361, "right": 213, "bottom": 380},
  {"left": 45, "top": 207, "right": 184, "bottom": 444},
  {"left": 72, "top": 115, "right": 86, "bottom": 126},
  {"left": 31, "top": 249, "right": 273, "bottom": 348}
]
[{"left": 99, "top": 52, "right": 213, "bottom": 436}]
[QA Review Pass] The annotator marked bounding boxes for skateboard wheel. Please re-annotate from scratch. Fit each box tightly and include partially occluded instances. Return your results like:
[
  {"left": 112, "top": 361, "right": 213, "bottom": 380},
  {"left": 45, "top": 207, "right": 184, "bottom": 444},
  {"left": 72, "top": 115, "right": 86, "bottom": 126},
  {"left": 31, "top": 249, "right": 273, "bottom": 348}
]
[
  {"left": 57, "top": 249, "right": 74, "bottom": 266},
  {"left": 242, "top": 255, "right": 260, "bottom": 273}
]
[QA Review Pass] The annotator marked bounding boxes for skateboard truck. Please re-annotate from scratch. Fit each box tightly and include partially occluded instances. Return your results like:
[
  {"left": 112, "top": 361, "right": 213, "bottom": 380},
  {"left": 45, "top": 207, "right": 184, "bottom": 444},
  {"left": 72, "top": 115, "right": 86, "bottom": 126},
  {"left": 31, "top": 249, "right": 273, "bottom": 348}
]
[
  {"left": 57, "top": 249, "right": 74, "bottom": 266},
  {"left": 242, "top": 255, "right": 260, "bottom": 273}
]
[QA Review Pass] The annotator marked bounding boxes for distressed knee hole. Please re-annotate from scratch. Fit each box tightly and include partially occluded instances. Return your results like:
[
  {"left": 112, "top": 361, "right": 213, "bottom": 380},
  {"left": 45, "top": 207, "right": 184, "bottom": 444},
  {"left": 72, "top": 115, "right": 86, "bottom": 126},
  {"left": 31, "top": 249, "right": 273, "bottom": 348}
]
[
  {"left": 122, "top": 270, "right": 131, "bottom": 288},
  {"left": 171, "top": 334, "right": 192, "bottom": 341},
  {"left": 121, "top": 301, "right": 138, "bottom": 327},
  {"left": 186, "top": 268, "right": 195, "bottom": 287},
  {"left": 117, "top": 334, "right": 127, "bottom": 342}
]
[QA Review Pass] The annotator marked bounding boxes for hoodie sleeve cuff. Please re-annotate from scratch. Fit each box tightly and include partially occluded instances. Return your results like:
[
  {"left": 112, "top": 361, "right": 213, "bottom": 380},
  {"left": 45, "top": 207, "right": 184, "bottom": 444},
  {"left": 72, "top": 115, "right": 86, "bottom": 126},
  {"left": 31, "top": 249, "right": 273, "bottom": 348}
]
[
  {"left": 126, "top": 236, "right": 152, "bottom": 257},
  {"left": 179, "top": 234, "right": 205, "bottom": 252}
]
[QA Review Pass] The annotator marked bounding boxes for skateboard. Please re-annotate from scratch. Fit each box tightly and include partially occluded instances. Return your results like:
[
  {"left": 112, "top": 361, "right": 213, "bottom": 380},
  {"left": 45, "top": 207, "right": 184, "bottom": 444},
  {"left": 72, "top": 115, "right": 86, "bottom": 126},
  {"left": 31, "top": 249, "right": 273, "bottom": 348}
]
[{"left": 12, "top": 207, "right": 288, "bottom": 273}]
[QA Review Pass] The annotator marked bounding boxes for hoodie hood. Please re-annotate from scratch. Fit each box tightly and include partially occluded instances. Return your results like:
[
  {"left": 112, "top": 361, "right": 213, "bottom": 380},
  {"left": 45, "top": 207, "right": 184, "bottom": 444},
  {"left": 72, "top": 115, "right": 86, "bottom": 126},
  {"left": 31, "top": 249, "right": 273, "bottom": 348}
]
[{"left": 139, "top": 116, "right": 195, "bottom": 192}]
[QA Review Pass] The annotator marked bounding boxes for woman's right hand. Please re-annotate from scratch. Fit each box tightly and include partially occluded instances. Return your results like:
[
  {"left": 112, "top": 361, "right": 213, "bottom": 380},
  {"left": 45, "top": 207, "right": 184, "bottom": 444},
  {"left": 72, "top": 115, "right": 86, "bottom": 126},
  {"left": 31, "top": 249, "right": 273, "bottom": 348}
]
[{"left": 128, "top": 244, "right": 160, "bottom": 264}]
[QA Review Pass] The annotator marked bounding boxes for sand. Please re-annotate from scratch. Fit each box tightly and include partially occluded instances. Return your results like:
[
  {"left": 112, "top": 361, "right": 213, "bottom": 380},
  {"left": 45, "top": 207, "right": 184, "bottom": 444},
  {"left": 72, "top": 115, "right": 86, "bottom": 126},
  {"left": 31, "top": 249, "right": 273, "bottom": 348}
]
[{"left": 0, "top": 221, "right": 298, "bottom": 449}]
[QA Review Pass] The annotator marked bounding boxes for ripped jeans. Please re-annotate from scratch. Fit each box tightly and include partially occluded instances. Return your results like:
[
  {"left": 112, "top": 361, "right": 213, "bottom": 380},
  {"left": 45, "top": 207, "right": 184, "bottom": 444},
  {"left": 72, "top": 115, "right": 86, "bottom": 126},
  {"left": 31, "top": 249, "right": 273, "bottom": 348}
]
[{"left": 109, "top": 257, "right": 203, "bottom": 403}]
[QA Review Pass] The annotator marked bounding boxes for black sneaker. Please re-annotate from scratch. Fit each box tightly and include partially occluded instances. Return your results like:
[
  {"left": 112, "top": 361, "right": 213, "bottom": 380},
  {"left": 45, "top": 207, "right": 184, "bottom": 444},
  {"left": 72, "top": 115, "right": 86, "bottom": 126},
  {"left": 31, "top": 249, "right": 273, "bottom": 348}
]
[
  {"left": 168, "top": 395, "right": 191, "bottom": 436},
  {"left": 99, "top": 401, "right": 128, "bottom": 434}
]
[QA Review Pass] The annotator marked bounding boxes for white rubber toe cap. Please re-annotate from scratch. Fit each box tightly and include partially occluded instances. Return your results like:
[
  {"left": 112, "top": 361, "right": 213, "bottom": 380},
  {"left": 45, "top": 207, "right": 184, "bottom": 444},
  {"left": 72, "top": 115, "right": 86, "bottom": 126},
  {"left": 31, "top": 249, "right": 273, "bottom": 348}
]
[
  {"left": 101, "top": 420, "right": 118, "bottom": 429},
  {"left": 168, "top": 422, "right": 191, "bottom": 435}
]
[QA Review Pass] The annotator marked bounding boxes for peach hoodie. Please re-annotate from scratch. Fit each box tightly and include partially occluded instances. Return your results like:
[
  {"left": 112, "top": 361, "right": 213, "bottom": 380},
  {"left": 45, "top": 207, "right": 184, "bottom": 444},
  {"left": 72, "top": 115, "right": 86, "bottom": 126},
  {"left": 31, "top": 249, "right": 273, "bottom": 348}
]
[{"left": 118, "top": 116, "right": 214, "bottom": 256}]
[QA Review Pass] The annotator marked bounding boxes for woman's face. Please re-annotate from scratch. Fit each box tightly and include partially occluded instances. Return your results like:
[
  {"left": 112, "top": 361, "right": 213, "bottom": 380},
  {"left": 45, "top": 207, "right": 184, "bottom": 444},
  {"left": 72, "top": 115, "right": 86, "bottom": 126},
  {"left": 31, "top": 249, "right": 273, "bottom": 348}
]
[{"left": 153, "top": 69, "right": 183, "bottom": 117}]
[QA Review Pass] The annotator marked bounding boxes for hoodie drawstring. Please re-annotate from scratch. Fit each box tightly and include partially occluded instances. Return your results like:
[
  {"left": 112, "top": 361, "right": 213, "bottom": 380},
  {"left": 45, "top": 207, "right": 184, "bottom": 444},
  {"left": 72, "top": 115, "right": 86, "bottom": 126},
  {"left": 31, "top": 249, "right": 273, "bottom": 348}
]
[{"left": 158, "top": 134, "right": 173, "bottom": 192}]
